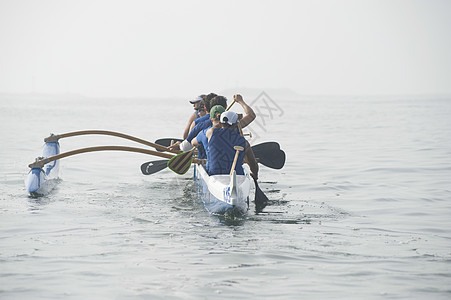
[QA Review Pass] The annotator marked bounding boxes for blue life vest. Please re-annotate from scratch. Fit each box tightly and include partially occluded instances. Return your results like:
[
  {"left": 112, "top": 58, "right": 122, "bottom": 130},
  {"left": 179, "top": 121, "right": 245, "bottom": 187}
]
[
  {"left": 195, "top": 129, "right": 209, "bottom": 160},
  {"left": 187, "top": 118, "right": 212, "bottom": 142},
  {"left": 187, "top": 118, "right": 212, "bottom": 160},
  {"left": 208, "top": 128, "right": 246, "bottom": 175},
  {"left": 194, "top": 114, "right": 209, "bottom": 125}
]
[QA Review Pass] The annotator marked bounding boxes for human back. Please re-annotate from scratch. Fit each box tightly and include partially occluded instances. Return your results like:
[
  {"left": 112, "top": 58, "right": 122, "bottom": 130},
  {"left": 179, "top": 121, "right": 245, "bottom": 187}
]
[
  {"left": 208, "top": 127, "right": 246, "bottom": 175},
  {"left": 206, "top": 110, "right": 246, "bottom": 175}
]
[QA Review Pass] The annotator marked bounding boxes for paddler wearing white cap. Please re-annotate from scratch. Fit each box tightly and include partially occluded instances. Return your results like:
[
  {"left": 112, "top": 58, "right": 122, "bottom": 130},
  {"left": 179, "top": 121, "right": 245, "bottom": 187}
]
[{"left": 182, "top": 95, "right": 207, "bottom": 139}]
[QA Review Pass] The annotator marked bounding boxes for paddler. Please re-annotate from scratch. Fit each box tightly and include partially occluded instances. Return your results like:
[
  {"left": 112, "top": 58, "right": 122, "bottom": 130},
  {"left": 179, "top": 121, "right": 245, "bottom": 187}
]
[
  {"left": 182, "top": 95, "right": 207, "bottom": 139},
  {"left": 182, "top": 93, "right": 218, "bottom": 140},
  {"left": 191, "top": 106, "right": 259, "bottom": 180},
  {"left": 170, "top": 95, "right": 227, "bottom": 156},
  {"left": 171, "top": 93, "right": 221, "bottom": 158},
  {"left": 190, "top": 104, "right": 225, "bottom": 165},
  {"left": 170, "top": 94, "right": 256, "bottom": 155}
]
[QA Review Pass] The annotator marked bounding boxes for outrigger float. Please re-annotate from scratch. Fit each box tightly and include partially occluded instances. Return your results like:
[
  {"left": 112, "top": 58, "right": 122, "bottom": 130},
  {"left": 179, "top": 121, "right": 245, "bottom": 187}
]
[{"left": 25, "top": 130, "right": 285, "bottom": 215}]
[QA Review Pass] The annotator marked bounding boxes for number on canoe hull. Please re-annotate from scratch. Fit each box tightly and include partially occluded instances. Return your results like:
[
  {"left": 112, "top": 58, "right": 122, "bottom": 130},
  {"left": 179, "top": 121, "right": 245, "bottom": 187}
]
[{"left": 223, "top": 187, "right": 232, "bottom": 204}]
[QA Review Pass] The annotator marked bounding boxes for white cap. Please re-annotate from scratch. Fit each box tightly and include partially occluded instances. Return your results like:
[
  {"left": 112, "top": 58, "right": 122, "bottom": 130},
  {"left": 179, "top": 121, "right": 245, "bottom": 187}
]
[
  {"left": 220, "top": 111, "right": 238, "bottom": 125},
  {"left": 189, "top": 96, "right": 203, "bottom": 104}
]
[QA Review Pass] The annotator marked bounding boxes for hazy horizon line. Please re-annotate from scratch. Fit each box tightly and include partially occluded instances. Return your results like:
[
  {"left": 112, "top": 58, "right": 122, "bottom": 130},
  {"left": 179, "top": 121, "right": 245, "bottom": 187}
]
[{"left": 1, "top": 89, "right": 451, "bottom": 101}]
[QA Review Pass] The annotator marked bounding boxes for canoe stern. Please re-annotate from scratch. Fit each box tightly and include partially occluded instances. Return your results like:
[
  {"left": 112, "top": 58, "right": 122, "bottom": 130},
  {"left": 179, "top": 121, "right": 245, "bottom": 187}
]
[{"left": 195, "top": 165, "right": 250, "bottom": 215}]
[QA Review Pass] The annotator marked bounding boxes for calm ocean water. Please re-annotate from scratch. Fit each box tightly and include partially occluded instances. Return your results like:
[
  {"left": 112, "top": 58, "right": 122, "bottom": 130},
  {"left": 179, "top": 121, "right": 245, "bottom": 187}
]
[{"left": 1, "top": 94, "right": 450, "bottom": 299}]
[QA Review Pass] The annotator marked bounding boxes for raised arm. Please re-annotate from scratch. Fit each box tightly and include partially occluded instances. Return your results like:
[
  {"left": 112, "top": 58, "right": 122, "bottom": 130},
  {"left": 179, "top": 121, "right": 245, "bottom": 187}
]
[
  {"left": 182, "top": 112, "right": 198, "bottom": 139},
  {"left": 234, "top": 94, "right": 256, "bottom": 128}
]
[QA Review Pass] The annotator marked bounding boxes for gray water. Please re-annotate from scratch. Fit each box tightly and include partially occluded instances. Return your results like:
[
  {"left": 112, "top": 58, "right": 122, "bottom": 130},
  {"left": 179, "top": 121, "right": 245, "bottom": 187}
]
[{"left": 1, "top": 94, "right": 450, "bottom": 299}]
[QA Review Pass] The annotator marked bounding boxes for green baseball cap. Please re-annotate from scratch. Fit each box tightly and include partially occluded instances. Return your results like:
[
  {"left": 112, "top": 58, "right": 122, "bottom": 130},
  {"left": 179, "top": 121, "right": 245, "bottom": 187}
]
[{"left": 210, "top": 105, "right": 225, "bottom": 120}]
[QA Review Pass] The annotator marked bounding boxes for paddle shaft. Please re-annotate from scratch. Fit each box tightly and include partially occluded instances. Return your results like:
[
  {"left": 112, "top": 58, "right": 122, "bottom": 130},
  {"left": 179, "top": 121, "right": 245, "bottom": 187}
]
[
  {"left": 253, "top": 177, "right": 268, "bottom": 213},
  {"left": 141, "top": 142, "right": 282, "bottom": 175},
  {"left": 227, "top": 98, "right": 247, "bottom": 136},
  {"left": 226, "top": 99, "right": 236, "bottom": 111},
  {"left": 232, "top": 110, "right": 268, "bottom": 211},
  {"left": 230, "top": 146, "right": 244, "bottom": 175}
]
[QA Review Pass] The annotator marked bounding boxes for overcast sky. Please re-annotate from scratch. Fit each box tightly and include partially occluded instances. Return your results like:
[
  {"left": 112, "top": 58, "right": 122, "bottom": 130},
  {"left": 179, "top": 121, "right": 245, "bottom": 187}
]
[{"left": 1, "top": 0, "right": 450, "bottom": 98}]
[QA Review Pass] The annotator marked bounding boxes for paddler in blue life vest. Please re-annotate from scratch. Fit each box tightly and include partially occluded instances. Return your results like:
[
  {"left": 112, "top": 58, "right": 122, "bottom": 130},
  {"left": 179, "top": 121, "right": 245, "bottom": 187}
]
[
  {"left": 170, "top": 94, "right": 256, "bottom": 154},
  {"left": 182, "top": 93, "right": 219, "bottom": 140},
  {"left": 192, "top": 106, "right": 259, "bottom": 180},
  {"left": 173, "top": 94, "right": 222, "bottom": 159},
  {"left": 191, "top": 93, "right": 217, "bottom": 127},
  {"left": 182, "top": 95, "right": 207, "bottom": 139}
]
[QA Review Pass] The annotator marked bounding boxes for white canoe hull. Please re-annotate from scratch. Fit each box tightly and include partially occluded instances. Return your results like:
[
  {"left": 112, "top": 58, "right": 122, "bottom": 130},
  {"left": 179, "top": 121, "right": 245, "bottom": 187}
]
[{"left": 194, "top": 164, "right": 251, "bottom": 216}]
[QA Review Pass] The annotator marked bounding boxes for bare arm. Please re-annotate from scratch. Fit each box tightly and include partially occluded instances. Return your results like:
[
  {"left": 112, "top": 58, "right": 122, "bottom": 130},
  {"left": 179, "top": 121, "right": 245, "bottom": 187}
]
[
  {"left": 183, "top": 112, "right": 198, "bottom": 139},
  {"left": 191, "top": 137, "right": 200, "bottom": 148},
  {"left": 244, "top": 140, "right": 258, "bottom": 180},
  {"left": 234, "top": 94, "right": 256, "bottom": 128},
  {"left": 188, "top": 120, "right": 196, "bottom": 134}
]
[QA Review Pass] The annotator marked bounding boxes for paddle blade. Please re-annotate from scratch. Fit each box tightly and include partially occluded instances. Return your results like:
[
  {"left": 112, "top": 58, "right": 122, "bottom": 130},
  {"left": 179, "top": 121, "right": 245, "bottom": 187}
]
[
  {"left": 167, "top": 150, "right": 194, "bottom": 175},
  {"left": 155, "top": 138, "right": 184, "bottom": 151},
  {"left": 253, "top": 177, "right": 268, "bottom": 213},
  {"left": 260, "top": 149, "right": 285, "bottom": 169},
  {"left": 251, "top": 142, "right": 280, "bottom": 155},
  {"left": 141, "top": 160, "right": 169, "bottom": 175},
  {"left": 252, "top": 142, "right": 286, "bottom": 169}
]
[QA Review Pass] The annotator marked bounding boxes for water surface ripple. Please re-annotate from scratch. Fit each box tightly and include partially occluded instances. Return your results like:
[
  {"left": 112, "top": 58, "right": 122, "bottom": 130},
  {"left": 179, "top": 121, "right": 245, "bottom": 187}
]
[{"left": 1, "top": 95, "right": 450, "bottom": 299}]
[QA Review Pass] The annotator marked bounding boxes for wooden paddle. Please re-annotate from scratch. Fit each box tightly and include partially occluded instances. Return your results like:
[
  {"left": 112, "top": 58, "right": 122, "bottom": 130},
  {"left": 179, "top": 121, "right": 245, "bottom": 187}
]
[
  {"left": 166, "top": 150, "right": 195, "bottom": 175},
  {"left": 230, "top": 111, "right": 270, "bottom": 213},
  {"left": 251, "top": 142, "right": 286, "bottom": 169},
  {"left": 155, "top": 133, "right": 249, "bottom": 150},
  {"left": 253, "top": 177, "right": 269, "bottom": 213},
  {"left": 154, "top": 138, "right": 184, "bottom": 151},
  {"left": 141, "top": 142, "right": 285, "bottom": 175},
  {"left": 154, "top": 98, "right": 238, "bottom": 152},
  {"left": 226, "top": 99, "right": 236, "bottom": 111},
  {"left": 230, "top": 146, "right": 244, "bottom": 175},
  {"left": 140, "top": 159, "right": 170, "bottom": 175}
]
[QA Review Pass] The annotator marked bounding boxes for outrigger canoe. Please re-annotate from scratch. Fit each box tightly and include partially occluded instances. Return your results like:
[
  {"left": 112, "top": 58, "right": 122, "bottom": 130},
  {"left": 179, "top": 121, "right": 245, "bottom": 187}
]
[
  {"left": 25, "top": 131, "right": 285, "bottom": 215},
  {"left": 25, "top": 142, "right": 250, "bottom": 216}
]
